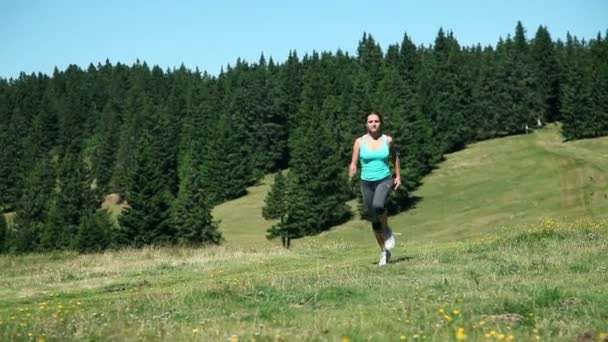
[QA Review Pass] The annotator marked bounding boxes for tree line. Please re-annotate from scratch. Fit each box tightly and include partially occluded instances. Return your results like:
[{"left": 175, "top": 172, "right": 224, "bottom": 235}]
[{"left": 1, "top": 22, "right": 606, "bottom": 252}]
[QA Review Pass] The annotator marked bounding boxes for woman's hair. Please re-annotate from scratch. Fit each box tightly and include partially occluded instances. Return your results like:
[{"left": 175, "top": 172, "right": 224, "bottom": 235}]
[{"left": 366, "top": 111, "right": 383, "bottom": 123}]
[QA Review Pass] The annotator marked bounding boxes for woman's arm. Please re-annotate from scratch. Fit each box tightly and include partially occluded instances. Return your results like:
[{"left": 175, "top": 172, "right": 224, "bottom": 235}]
[
  {"left": 349, "top": 138, "right": 361, "bottom": 179},
  {"left": 388, "top": 136, "right": 401, "bottom": 190}
]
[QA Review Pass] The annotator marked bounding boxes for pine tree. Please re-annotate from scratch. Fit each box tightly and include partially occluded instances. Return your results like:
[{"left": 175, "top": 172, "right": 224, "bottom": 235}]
[
  {"left": 0, "top": 213, "right": 6, "bottom": 253},
  {"left": 531, "top": 25, "right": 560, "bottom": 122},
  {"left": 12, "top": 155, "right": 55, "bottom": 251},
  {"left": 507, "top": 22, "right": 544, "bottom": 132},
  {"left": 278, "top": 102, "right": 351, "bottom": 240},
  {"left": 117, "top": 112, "right": 174, "bottom": 246},
  {"left": 0, "top": 109, "right": 27, "bottom": 212},
  {"left": 561, "top": 34, "right": 594, "bottom": 139},
  {"left": 172, "top": 95, "right": 222, "bottom": 245},
  {"left": 172, "top": 156, "right": 221, "bottom": 245},
  {"left": 589, "top": 32, "right": 608, "bottom": 136},
  {"left": 263, "top": 171, "right": 288, "bottom": 222},
  {"left": 92, "top": 103, "right": 120, "bottom": 194},
  {"left": 262, "top": 171, "right": 291, "bottom": 248},
  {"left": 41, "top": 146, "right": 98, "bottom": 250},
  {"left": 75, "top": 209, "right": 113, "bottom": 252},
  {"left": 423, "top": 28, "right": 470, "bottom": 153}
]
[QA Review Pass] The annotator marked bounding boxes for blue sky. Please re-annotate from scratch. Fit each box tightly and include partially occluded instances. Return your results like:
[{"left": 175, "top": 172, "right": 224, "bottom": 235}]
[{"left": 1, "top": 0, "right": 606, "bottom": 79}]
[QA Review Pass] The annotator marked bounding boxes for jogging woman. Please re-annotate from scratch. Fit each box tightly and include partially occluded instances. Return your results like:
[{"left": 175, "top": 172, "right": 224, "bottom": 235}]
[{"left": 349, "top": 112, "right": 401, "bottom": 266}]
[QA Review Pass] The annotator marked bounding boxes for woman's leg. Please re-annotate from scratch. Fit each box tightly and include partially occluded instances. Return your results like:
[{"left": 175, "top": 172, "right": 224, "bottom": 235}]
[
  {"left": 361, "top": 181, "right": 384, "bottom": 249},
  {"left": 372, "top": 177, "right": 394, "bottom": 247},
  {"left": 372, "top": 221, "right": 385, "bottom": 249}
]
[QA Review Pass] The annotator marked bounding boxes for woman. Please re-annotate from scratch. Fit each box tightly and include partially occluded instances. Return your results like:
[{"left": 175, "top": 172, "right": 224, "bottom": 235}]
[{"left": 349, "top": 112, "right": 401, "bottom": 266}]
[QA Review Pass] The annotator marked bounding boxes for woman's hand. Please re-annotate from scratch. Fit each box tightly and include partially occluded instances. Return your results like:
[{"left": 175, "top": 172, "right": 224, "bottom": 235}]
[
  {"left": 349, "top": 164, "right": 357, "bottom": 180},
  {"left": 393, "top": 176, "right": 401, "bottom": 190}
]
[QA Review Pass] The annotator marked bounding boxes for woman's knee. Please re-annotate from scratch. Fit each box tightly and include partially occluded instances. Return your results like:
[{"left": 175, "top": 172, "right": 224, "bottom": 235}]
[{"left": 372, "top": 204, "right": 386, "bottom": 216}]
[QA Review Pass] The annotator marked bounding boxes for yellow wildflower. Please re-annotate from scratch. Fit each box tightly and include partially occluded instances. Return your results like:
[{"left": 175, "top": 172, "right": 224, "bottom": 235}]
[
  {"left": 400, "top": 335, "right": 407, "bottom": 341},
  {"left": 456, "top": 328, "right": 466, "bottom": 340},
  {"left": 444, "top": 314, "right": 453, "bottom": 322},
  {"left": 453, "top": 309, "right": 460, "bottom": 315},
  {"left": 341, "top": 337, "right": 351, "bottom": 342}
]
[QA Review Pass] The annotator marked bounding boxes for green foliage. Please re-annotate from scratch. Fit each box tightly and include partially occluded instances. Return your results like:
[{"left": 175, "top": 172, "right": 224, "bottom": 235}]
[
  {"left": 172, "top": 154, "right": 221, "bottom": 245},
  {"left": 40, "top": 148, "right": 98, "bottom": 250},
  {"left": 0, "top": 213, "right": 6, "bottom": 252},
  {"left": 531, "top": 25, "right": 560, "bottom": 122},
  {"left": 262, "top": 171, "right": 288, "bottom": 222},
  {"left": 0, "top": 22, "right": 606, "bottom": 253},
  {"left": 75, "top": 209, "right": 114, "bottom": 252},
  {"left": 92, "top": 103, "right": 120, "bottom": 194},
  {"left": 117, "top": 119, "right": 174, "bottom": 247}
]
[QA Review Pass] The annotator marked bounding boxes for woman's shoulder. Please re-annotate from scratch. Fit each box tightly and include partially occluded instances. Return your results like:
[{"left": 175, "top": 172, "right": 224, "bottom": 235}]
[{"left": 384, "top": 134, "right": 393, "bottom": 143}]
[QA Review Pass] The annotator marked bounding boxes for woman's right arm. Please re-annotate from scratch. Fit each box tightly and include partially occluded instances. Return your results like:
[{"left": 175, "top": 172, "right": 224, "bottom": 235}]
[{"left": 349, "top": 138, "right": 361, "bottom": 179}]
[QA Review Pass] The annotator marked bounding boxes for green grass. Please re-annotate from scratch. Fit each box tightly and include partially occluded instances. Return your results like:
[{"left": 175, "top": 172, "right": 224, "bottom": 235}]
[{"left": 1, "top": 124, "right": 608, "bottom": 341}]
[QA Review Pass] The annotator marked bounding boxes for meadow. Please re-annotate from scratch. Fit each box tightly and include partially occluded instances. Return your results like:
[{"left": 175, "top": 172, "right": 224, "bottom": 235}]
[{"left": 1, "top": 125, "right": 607, "bottom": 341}]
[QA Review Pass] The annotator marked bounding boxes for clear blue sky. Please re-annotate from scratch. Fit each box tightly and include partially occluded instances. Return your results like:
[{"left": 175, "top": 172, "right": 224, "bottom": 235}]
[{"left": 1, "top": 0, "right": 606, "bottom": 79}]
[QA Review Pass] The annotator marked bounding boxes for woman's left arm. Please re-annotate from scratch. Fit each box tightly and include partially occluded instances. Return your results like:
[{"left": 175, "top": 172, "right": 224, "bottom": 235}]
[{"left": 389, "top": 136, "right": 401, "bottom": 190}]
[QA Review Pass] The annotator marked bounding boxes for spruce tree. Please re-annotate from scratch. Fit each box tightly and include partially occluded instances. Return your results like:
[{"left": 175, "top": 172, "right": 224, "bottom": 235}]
[
  {"left": 117, "top": 109, "right": 174, "bottom": 246},
  {"left": 561, "top": 34, "right": 594, "bottom": 139},
  {"left": 92, "top": 103, "right": 120, "bottom": 194},
  {"left": 531, "top": 25, "right": 560, "bottom": 122},
  {"left": 263, "top": 171, "right": 288, "bottom": 222},
  {"left": 0, "top": 213, "right": 6, "bottom": 253},
  {"left": 172, "top": 96, "right": 222, "bottom": 245},
  {"left": 41, "top": 146, "right": 98, "bottom": 250},
  {"left": 589, "top": 32, "right": 608, "bottom": 136},
  {"left": 12, "top": 155, "right": 55, "bottom": 251},
  {"left": 172, "top": 157, "right": 221, "bottom": 245},
  {"left": 75, "top": 209, "right": 113, "bottom": 252}
]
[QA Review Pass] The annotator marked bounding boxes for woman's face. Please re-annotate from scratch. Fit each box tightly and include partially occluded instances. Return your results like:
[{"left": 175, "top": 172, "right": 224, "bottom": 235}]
[{"left": 366, "top": 114, "right": 381, "bottom": 133}]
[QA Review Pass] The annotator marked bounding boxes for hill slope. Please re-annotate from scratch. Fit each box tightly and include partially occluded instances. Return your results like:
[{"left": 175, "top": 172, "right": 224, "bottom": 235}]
[
  {"left": 215, "top": 124, "right": 608, "bottom": 246},
  {"left": 1, "top": 125, "right": 607, "bottom": 341}
]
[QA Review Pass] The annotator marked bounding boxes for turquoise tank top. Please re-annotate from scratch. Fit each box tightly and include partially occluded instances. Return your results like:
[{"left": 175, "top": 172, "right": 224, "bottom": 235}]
[{"left": 360, "top": 134, "right": 391, "bottom": 181}]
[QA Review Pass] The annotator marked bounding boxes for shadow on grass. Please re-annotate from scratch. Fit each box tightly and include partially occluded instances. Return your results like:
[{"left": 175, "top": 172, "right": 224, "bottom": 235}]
[
  {"left": 390, "top": 255, "right": 414, "bottom": 264},
  {"left": 369, "top": 255, "right": 414, "bottom": 266}
]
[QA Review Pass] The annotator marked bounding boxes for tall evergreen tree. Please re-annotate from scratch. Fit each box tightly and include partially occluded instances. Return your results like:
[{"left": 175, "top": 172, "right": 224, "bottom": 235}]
[
  {"left": 12, "top": 155, "right": 55, "bottom": 247},
  {"left": 172, "top": 89, "right": 222, "bottom": 245},
  {"left": 41, "top": 146, "right": 98, "bottom": 250},
  {"left": 589, "top": 32, "right": 608, "bottom": 136},
  {"left": 423, "top": 29, "right": 470, "bottom": 153},
  {"left": 74, "top": 209, "right": 114, "bottom": 252},
  {"left": 0, "top": 212, "right": 7, "bottom": 253},
  {"left": 263, "top": 171, "right": 288, "bottom": 227},
  {"left": 117, "top": 107, "right": 175, "bottom": 246},
  {"left": 92, "top": 102, "right": 120, "bottom": 194},
  {"left": 561, "top": 34, "right": 594, "bottom": 139},
  {"left": 531, "top": 25, "right": 561, "bottom": 122},
  {"left": 172, "top": 156, "right": 221, "bottom": 245},
  {"left": 0, "top": 109, "right": 27, "bottom": 212},
  {"left": 278, "top": 101, "right": 351, "bottom": 239}
]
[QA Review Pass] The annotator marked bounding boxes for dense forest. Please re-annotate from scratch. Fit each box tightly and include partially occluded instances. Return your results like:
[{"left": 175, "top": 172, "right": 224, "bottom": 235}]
[{"left": 1, "top": 22, "right": 607, "bottom": 252}]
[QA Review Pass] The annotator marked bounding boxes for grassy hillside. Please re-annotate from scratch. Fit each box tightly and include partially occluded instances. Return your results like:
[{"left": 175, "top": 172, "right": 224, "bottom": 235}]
[{"left": 1, "top": 125, "right": 607, "bottom": 341}]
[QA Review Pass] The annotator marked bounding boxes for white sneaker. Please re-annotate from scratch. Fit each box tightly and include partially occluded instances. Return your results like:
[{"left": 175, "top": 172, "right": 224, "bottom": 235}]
[
  {"left": 384, "top": 227, "right": 395, "bottom": 251},
  {"left": 378, "top": 250, "right": 390, "bottom": 266}
]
